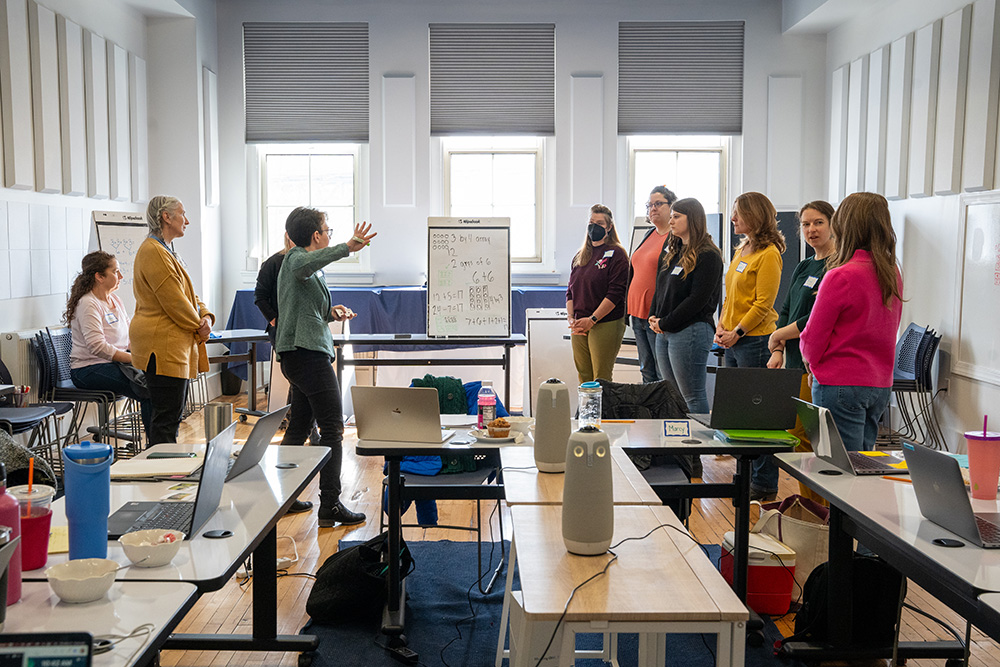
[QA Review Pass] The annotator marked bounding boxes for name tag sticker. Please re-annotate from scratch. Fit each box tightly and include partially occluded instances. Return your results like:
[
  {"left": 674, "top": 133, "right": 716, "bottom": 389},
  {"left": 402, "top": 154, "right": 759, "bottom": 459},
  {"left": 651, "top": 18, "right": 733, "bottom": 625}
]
[
  {"left": 736, "top": 261, "right": 748, "bottom": 273},
  {"left": 671, "top": 265, "right": 683, "bottom": 276},
  {"left": 104, "top": 312, "right": 119, "bottom": 324},
  {"left": 603, "top": 250, "right": 615, "bottom": 258},
  {"left": 803, "top": 275, "right": 819, "bottom": 288},
  {"left": 663, "top": 420, "right": 691, "bottom": 438}
]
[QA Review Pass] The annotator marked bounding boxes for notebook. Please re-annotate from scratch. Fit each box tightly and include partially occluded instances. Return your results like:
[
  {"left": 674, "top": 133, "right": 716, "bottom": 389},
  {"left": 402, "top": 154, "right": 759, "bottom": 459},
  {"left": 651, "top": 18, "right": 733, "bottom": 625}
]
[
  {"left": 689, "top": 367, "right": 802, "bottom": 430},
  {"left": 903, "top": 442, "right": 1000, "bottom": 548},
  {"left": 794, "top": 398, "right": 908, "bottom": 475},
  {"left": 107, "top": 422, "right": 235, "bottom": 540},
  {"left": 0, "top": 633, "right": 92, "bottom": 666},
  {"left": 110, "top": 453, "right": 204, "bottom": 479},
  {"left": 351, "top": 386, "right": 455, "bottom": 443}
]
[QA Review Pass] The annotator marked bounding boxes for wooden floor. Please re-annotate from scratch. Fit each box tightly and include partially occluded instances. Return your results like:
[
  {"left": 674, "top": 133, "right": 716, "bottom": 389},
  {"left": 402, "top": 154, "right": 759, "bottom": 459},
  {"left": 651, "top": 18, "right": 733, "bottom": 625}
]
[{"left": 158, "top": 391, "right": 1000, "bottom": 667}]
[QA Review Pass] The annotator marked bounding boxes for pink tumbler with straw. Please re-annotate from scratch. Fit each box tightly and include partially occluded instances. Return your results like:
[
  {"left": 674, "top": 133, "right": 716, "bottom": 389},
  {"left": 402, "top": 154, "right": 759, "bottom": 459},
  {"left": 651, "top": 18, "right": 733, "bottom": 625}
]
[{"left": 967, "top": 420, "right": 1000, "bottom": 500}]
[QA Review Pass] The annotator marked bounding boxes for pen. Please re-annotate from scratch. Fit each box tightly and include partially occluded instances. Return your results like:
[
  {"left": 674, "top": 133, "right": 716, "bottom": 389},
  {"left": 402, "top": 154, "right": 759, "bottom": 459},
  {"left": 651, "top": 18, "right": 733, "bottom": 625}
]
[
  {"left": 601, "top": 419, "right": 635, "bottom": 424},
  {"left": 881, "top": 475, "right": 912, "bottom": 483}
]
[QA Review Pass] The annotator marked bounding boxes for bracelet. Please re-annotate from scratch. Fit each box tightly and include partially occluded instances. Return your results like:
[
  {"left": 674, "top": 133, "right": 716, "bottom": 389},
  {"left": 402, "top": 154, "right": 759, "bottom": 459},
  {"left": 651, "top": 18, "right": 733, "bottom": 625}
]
[{"left": 351, "top": 236, "right": 368, "bottom": 244}]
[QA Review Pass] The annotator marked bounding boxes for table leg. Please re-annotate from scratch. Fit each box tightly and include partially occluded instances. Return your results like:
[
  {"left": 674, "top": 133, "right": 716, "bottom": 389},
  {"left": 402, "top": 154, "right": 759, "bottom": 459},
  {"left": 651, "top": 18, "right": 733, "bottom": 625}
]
[
  {"left": 828, "top": 505, "right": 854, "bottom": 647},
  {"left": 731, "top": 456, "right": 751, "bottom": 600},
  {"left": 503, "top": 343, "right": 512, "bottom": 408},
  {"left": 382, "top": 458, "right": 406, "bottom": 636},
  {"left": 248, "top": 341, "right": 258, "bottom": 413},
  {"left": 495, "top": 538, "right": 518, "bottom": 667}
]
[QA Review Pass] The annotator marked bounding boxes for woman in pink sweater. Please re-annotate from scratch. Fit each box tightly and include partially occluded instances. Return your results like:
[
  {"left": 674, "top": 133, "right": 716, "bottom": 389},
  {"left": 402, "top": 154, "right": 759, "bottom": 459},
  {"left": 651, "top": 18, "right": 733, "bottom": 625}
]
[{"left": 800, "top": 192, "right": 903, "bottom": 451}]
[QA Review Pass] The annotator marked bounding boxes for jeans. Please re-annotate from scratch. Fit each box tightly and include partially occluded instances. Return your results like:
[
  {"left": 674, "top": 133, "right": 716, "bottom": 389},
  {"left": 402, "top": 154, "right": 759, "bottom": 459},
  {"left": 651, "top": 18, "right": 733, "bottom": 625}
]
[
  {"left": 724, "top": 335, "right": 777, "bottom": 493},
  {"left": 654, "top": 321, "right": 713, "bottom": 414},
  {"left": 145, "top": 354, "right": 189, "bottom": 446},
  {"left": 71, "top": 363, "right": 152, "bottom": 433},
  {"left": 811, "top": 381, "right": 891, "bottom": 452},
  {"left": 630, "top": 316, "right": 661, "bottom": 383},
  {"left": 280, "top": 348, "right": 343, "bottom": 506}
]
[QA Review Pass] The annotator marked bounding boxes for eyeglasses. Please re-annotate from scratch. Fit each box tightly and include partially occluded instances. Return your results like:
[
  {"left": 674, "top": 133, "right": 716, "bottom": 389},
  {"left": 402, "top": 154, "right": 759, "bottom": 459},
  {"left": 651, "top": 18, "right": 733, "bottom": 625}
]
[
  {"left": 321, "top": 228, "right": 334, "bottom": 237},
  {"left": 645, "top": 201, "right": 669, "bottom": 211}
]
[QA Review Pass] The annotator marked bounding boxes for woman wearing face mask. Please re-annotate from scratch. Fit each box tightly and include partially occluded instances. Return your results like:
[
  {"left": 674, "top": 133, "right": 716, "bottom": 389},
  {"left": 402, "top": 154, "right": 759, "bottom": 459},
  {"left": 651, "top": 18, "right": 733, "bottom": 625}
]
[
  {"left": 565, "top": 204, "right": 628, "bottom": 384},
  {"left": 626, "top": 185, "right": 677, "bottom": 383}
]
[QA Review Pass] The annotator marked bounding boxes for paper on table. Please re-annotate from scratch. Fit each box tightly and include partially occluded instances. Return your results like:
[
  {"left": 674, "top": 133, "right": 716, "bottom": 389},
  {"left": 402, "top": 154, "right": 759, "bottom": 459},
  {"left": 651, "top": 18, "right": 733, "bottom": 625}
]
[
  {"left": 48, "top": 526, "right": 68, "bottom": 554},
  {"left": 440, "top": 414, "right": 479, "bottom": 427},
  {"left": 111, "top": 457, "right": 202, "bottom": 478},
  {"left": 860, "top": 451, "right": 889, "bottom": 457}
]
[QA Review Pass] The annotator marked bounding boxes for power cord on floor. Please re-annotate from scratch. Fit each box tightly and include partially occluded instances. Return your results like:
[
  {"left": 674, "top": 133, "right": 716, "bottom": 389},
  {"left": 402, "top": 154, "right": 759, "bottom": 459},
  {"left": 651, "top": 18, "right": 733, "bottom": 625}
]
[{"left": 237, "top": 535, "right": 301, "bottom": 579}]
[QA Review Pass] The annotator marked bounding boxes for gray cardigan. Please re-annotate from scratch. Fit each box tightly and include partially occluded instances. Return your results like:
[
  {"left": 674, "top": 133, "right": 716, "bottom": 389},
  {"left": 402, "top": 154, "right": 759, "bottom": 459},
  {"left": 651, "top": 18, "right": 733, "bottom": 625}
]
[{"left": 274, "top": 243, "right": 349, "bottom": 360}]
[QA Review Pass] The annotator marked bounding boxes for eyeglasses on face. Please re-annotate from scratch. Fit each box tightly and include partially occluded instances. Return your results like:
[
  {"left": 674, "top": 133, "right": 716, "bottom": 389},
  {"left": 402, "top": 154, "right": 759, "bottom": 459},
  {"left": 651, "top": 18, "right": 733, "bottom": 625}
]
[
  {"left": 321, "top": 228, "right": 335, "bottom": 237},
  {"left": 645, "top": 201, "right": 669, "bottom": 211}
]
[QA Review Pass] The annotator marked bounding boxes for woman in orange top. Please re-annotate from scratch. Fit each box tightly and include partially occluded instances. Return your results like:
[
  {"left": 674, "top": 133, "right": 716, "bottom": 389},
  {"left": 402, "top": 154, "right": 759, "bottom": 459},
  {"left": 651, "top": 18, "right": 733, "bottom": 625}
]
[{"left": 626, "top": 185, "right": 676, "bottom": 383}]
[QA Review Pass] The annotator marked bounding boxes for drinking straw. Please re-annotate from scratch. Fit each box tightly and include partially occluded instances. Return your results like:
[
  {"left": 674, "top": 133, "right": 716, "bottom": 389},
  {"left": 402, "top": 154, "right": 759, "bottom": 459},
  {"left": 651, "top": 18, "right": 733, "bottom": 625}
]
[
  {"left": 27, "top": 457, "right": 34, "bottom": 515},
  {"left": 986, "top": 416, "right": 989, "bottom": 438}
]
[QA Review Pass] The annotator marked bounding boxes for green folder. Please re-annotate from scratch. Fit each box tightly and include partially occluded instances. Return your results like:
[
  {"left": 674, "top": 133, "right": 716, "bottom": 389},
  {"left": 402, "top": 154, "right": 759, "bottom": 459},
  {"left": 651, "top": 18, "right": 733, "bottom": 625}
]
[{"left": 715, "top": 429, "right": 800, "bottom": 446}]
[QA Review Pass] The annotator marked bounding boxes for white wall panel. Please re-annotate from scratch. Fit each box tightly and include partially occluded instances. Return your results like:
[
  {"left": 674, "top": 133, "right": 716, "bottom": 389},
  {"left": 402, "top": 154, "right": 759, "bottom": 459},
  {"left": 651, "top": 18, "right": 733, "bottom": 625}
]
[
  {"left": 0, "top": 201, "right": 6, "bottom": 250},
  {"left": 203, "top": 67, "right": 219, "bottom": 206},
  {"left": 934, "top": 6, "right": 971, "bottom": 195},
  {"left": 83, "top": 29, "right": 110, "bottom": 199},
  {"left": 381, "top": 74, "right": 416, "bottom": 207},
  {"left": 570, "top": 75, "right": 603, "bottom": 206},
  {"left": 908, "top": 20, "right": 941, "bottom": 198},
  {"left": 27, "top": 1, "right": 61, "bottom": 193},
  {"left": 828, "top": 65, "right": 848, "bottom": 203},
  {"left": 107, "top": 41, "right": 130, "bottom": 201},
  {"left": 865, "top": 44, "right": 890, "bottom": 193},
  {"left": 129, "top": 53, "right": 148, "bottom": 203},
  {"left": 766, "top": 75, "right": 803, "bottom": 209},
  {"left": 0, "top": 0, "right": 35, "bottom": 189},
  {"left": 846, "top": 56, "right": 868, "bottom": 195},
  {"left": 57, "top": 15, "right": 87, "bottom": 197},
  {"left": 964, "top": 0, "right": 1000, "bottom": 192},
  {"left": 885, "top": 33, "right": 914, "bottom": 200}
]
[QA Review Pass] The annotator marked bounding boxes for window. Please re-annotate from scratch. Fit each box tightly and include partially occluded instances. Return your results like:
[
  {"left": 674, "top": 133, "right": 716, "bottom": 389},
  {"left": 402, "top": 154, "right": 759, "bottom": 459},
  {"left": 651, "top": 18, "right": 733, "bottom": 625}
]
[
  {"left": 629, "top": 136, "right": 728, "bottom": 225},
  {"left": 443, "top": 136, "right": 544, "bottom": 263},
  {"left": 257, "top": 144, "right": 363, "bottom": 263}
]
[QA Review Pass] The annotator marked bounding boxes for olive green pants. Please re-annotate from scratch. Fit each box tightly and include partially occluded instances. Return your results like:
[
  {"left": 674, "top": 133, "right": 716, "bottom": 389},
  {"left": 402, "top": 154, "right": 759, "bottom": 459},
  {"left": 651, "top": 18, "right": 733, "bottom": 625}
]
[{"left": 571, "top": 317, "right": 627, "bottom": 384}]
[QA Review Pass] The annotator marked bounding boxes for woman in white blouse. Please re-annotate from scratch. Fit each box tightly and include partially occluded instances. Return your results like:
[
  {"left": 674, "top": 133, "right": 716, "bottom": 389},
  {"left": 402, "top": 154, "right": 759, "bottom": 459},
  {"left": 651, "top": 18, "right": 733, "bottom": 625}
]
[{"left": 65, "top": 251, "right": 151, "bottom": 431}]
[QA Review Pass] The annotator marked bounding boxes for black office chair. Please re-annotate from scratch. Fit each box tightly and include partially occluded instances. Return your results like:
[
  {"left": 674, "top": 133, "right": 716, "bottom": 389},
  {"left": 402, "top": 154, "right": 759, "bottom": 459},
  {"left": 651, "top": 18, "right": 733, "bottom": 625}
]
[{"left": 0, "top": 358, "right": 61, "bottom": 472}]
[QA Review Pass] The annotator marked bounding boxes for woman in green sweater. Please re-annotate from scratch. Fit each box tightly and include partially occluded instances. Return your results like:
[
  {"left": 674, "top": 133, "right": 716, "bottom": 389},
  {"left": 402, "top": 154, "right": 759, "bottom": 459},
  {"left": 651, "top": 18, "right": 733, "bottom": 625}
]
[{"left": 767, "top": 200, "right": 836, "bottom": 503}]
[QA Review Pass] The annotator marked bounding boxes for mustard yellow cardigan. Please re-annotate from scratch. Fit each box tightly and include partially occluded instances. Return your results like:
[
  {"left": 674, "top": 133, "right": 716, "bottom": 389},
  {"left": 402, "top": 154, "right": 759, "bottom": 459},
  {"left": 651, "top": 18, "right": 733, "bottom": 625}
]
[{"left": 129, "top": 237, "right": 215, "bottom": 379}]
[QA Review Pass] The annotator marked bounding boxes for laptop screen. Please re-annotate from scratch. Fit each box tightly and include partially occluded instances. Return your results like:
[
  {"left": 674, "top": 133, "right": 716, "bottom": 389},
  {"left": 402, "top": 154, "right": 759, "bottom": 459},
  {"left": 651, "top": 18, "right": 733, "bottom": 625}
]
[
  {"left": 0, "top": 633, "right": 93, "bottom": 666},
  {"left": 190, "top": 422, "right": 236, "bottom": 534}
]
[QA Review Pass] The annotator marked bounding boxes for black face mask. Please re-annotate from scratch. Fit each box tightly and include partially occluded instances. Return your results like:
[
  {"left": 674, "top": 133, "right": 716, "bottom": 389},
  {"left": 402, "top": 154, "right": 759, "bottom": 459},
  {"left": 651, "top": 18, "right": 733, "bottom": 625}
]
[{"left": 587, "top": 224, "right": 607, "bottom": 243}]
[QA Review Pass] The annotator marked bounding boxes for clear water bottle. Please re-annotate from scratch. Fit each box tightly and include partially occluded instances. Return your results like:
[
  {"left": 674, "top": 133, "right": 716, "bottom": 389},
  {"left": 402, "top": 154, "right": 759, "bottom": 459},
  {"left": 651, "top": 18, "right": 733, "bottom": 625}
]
[
  {"left": 477, "top": 381, "right": 497, "bottom": 428},
  {"left": 578, "top": 382, "right": 602, "bottom": 430}
]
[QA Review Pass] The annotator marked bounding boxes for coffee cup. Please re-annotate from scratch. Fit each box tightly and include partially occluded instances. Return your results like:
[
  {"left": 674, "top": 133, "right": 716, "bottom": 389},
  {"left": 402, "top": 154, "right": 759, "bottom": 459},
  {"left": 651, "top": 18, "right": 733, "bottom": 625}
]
[
  {"left": 9, "top": 485, "right": 55, "bottom": 571},
  {"left": 966, "top": 431, "right": 1000, "bottom": 500}
]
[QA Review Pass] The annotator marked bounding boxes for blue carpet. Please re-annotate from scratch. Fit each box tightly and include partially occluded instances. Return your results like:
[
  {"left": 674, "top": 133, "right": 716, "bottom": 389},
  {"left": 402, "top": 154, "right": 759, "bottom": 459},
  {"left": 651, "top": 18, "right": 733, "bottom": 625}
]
[{"left": 301, "top": 540, "right": 804, "bottom": 667}]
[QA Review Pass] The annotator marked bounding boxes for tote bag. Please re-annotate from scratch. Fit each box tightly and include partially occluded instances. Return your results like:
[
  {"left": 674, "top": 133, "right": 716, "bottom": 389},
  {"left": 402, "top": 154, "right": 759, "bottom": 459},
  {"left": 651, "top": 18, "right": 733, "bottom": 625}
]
[{"left": 751, "top": 494, "right": 829, "bottom": 592}]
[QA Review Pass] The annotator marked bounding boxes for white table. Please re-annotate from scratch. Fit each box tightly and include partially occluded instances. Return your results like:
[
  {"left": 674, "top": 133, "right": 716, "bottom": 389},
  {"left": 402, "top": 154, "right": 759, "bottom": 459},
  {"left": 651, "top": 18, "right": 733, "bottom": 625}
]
[
  {"left": 6, "top": 581, "right": 198, "bottom": 666},
  {"left": 28, "top": 444, "right": 330, "bottom": 657}
]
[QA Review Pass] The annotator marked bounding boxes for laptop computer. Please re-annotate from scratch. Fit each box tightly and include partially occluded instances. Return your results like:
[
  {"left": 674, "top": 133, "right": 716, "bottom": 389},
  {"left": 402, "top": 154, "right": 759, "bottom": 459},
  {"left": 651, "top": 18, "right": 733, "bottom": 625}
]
[
  {"left": 903, "top": 441, "right": 1000, "bottom": 548},
  {"left": 793, "top": 398, "right": 908, "bottom": 475},
  {"left": 351, "top": 386, "right": 455, "bottom": 443},
  {"left": 226, "top": 405, "right": 289, "bottom": 481},
  {"left": 690, "top": 367, "right": 802, "bottom": 430},
  {"left": 107, "top": 421, "right": 235, "bottom": 540},
  {"left": 0, "top": 633, "right": 92, "bottom": 666}
]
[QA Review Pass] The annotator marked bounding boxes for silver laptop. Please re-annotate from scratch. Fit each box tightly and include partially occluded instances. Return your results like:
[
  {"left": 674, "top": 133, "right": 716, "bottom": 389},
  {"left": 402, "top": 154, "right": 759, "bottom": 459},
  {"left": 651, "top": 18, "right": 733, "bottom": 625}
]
[
  {"left": 226, "top": 405, "right": 289, "bottom": 480},
  {"left": 794, "top": 398, "right": 907, "bottom": 475},
  {"left": 351, "top": 386, "right": 455, "bottom": 443},
  {"left": 690, "top": 367, "right": 802, "bottom": 429},
  {"left": 903, "top": 442, "right": 1000, "bottom": 548}
]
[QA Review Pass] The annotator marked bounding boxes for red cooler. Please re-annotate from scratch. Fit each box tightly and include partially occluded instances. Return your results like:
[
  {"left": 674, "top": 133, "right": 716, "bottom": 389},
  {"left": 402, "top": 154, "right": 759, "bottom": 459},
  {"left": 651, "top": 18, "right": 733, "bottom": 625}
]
[{"left": 720, "top": 531, "right": 796, "bottom": 615}]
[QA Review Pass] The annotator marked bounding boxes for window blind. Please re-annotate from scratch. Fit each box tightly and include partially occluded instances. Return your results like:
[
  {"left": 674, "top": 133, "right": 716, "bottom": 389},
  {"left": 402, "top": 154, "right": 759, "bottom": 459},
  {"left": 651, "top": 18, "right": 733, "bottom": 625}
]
[
  {"left": 618, "top": 21, "right": 744, "bottom": 135},
  {"left": 243, "top": 22, "right": 369, "bottom": 142},
  {"left": 430, "top": 23, "right": 555, "bottom": 135}
]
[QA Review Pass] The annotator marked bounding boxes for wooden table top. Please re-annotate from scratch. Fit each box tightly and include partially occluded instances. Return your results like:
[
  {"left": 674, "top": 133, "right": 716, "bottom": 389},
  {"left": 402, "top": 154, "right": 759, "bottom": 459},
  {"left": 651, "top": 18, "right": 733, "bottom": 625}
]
[
  {"left": 499, "top": 445, "right": 661, "bottom": 506},
  {"left": 510, "top": 504, "right": 748, "bottom": 623}
]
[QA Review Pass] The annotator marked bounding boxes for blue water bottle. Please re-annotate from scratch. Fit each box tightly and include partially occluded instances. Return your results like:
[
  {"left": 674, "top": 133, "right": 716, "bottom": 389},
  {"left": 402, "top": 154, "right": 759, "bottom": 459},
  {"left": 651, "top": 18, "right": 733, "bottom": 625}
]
[{"left": 62, "top": 441, "right": 113, "bottom": 560}]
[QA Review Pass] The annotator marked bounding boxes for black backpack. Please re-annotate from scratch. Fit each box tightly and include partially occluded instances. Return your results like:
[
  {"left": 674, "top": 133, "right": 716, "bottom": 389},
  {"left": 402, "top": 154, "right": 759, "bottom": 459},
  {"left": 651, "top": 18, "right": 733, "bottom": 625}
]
[{"left": 783, "top": 555, "right": 903, "bottom": 648}]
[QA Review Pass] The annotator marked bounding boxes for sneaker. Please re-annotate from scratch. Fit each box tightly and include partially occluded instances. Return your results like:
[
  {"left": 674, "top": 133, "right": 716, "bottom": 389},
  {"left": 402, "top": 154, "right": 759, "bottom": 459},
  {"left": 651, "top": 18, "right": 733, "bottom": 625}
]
[
  {"left": 749, "top": 487, "right": 778, "bottom": 503},
  {"left": 318, "top": 502, "right": 366, "bottom": 527},
  {"left": 285, "top": 499, "right": 313, "bottom": 515}
]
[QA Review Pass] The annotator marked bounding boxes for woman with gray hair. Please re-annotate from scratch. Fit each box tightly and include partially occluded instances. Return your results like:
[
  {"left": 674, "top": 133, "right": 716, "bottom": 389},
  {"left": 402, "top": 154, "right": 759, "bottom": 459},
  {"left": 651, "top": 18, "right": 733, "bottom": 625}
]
[{"left": 129, "top": 196, "right": 214, "bottom": 444}]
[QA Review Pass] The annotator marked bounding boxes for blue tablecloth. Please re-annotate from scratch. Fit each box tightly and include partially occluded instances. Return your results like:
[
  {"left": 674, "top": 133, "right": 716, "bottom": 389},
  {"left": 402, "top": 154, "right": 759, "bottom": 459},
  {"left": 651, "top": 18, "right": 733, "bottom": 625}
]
[{"left": 223, "top": 285, "right": 567, "bottom": 380}]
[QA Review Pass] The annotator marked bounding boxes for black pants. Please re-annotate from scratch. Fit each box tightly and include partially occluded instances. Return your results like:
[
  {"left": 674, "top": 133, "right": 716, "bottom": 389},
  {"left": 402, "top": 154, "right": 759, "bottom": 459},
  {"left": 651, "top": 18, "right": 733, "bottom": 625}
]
[
  {"left": 146, "top": 354, "right": 189, "bottom": 445},
  {"left": 279, "top": 348, "right": 343, "bottom": 506}
]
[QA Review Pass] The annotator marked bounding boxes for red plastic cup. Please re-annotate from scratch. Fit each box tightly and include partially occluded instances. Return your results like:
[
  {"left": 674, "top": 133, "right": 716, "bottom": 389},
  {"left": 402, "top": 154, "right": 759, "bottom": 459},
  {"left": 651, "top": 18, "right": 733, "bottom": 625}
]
[
  {"left": 966, "top": 431, "right": 1000, "bottom": 500},
  {"left": 9, "top": 485, "right": 54, "bottom": 571}
]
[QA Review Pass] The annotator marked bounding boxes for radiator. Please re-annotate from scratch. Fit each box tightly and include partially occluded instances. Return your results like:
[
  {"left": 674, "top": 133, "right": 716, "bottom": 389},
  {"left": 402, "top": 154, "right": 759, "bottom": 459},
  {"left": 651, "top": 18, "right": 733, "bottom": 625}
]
[{"left": 1, "top": 330, "right": 41, "bottom": 403}]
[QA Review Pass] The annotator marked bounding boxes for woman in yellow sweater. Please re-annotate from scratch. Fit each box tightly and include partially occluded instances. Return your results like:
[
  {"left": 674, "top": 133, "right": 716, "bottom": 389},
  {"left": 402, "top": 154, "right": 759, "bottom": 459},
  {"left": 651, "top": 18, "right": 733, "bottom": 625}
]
[
  {"left": 714, "top": 191, "right": 784, "bottom": 500},
  {"left": 130, "top": 196, "right": 215, "bottom": 445}
]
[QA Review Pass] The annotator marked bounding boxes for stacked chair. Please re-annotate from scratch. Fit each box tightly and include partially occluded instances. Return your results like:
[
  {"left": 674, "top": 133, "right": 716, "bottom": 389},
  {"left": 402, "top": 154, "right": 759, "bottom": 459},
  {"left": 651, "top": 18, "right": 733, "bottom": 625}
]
[
  {"left": 883, "top": 322, "right": 945, "bottom": 450},
  {"left": 0, "top": 359, "right": 60, "bottom": 474}
]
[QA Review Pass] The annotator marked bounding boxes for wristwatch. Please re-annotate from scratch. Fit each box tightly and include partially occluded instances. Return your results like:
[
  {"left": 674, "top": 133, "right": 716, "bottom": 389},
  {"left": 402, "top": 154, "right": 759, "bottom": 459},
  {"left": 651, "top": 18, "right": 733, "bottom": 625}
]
[
  {"left": 735, "top": 325, "right": 746, "bottom": 337},
  {"left": 590, "top": 315, "right": 598, "bottom": 323}
]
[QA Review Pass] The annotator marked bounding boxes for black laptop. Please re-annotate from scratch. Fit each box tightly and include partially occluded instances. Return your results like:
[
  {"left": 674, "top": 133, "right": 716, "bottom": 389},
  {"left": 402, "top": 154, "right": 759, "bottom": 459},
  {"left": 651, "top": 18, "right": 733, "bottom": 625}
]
[
  {"left": 690, "top": 367, "right": 802, "bottom": 430},
  {"left": 0, "top": 633, "right": 92, "bottom": 666},
  {"left": 107, "top": 422, "right": 235, "bottom": 540},
  {"left": 904, "top": 442, "right": 1000, "bottom": 548}
]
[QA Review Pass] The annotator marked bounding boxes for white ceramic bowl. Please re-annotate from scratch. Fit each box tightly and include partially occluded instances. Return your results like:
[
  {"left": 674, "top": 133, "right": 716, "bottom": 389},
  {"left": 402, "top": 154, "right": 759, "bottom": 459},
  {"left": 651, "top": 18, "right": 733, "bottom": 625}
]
[
  {"left": 45, "top": 558, "right": 118, "bottom": 603},
  {"left": 118, "top": 529, "right": 185, "bottom": 567},
  {"left": 506, "top": 416, "right": 534, "bottom": 434}
]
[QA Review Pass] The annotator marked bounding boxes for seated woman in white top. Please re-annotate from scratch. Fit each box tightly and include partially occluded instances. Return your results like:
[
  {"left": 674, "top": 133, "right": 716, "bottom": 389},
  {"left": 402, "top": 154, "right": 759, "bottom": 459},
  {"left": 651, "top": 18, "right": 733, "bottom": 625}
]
[{"left": 65, "top": 251, "right": 151, "bottom": 432}]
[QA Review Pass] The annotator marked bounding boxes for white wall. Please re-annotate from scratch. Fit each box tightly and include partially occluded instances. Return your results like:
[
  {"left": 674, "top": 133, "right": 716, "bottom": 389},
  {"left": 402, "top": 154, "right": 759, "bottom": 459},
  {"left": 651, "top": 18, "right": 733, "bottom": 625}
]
[
  {"left": 216, "top": 0, "right": 828, "bottom": 328},
  {"left": 825, "top": 0, "right": 1000, "bottom": 447}
]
